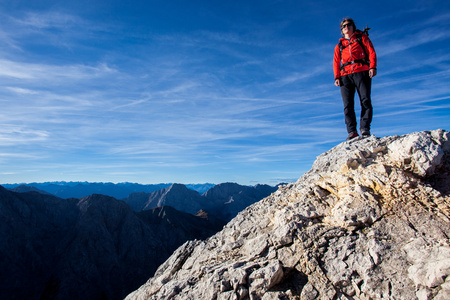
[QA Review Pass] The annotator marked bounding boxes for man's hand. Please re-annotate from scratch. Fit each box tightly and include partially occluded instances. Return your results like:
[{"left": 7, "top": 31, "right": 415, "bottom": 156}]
[
  {"left": 369, "top": 68, "right": 377, "bottom": 78},
  {"left": 335, "top": 79, "right": 341, "bottom": 87}
]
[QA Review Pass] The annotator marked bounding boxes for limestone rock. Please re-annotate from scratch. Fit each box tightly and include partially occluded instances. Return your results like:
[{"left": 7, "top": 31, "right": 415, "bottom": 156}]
[{"left": 127, "top": 130, "right": 450, "bottom": 300}]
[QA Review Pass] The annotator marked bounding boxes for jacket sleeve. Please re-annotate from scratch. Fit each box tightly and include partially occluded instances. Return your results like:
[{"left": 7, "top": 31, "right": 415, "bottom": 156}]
[
  {"left": 363, "top": 35, "right": 377, "bottom": 69},
  {"left": 333, "top": 44, "right": 341, "bottom": 80}
]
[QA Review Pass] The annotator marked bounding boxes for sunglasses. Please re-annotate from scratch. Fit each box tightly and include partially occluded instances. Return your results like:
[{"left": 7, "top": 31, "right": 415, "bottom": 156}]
[{"left": 341, "top": 23, "right": 352, "bottom": 29}]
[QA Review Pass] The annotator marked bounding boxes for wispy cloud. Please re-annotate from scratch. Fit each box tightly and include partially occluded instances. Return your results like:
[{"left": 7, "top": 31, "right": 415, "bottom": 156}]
[
  {"left": 378, "top": 29, "right": 450, "bottom": 57},
  {"left": 0, "top": 59, "right": 116, "bottom": 80},
  {"left": 0, "top": 125, "right": 49, "bottom": 146},
  {"left": 14, "top": 11, "right": 80, "bottom": 29}
]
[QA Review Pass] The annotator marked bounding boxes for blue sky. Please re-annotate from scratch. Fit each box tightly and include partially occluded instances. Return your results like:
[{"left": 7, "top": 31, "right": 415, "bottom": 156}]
[{"left": 1, "top": 0, "right": 449, "bottom": 186}]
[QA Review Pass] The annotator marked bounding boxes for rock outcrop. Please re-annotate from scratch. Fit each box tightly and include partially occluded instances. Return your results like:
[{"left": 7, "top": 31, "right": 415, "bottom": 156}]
[{"left": 127, "top": 130, "right": 450, "bottom": 300}]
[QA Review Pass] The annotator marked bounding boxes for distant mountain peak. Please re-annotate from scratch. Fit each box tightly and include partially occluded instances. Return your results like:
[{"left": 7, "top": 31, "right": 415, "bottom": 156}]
[{"left": 8, "top": 184, "right": 53, "bottom": 195}]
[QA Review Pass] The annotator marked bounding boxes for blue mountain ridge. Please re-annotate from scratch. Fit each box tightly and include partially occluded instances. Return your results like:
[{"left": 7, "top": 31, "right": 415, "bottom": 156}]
[{"left": 2, "top": 181, "right": 216, "bottom": 199}]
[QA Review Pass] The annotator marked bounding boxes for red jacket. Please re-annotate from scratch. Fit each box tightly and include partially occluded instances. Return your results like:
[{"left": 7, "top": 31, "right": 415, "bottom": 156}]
[{"left": 333, "top": 30, "right": 377, "bottom": 79}]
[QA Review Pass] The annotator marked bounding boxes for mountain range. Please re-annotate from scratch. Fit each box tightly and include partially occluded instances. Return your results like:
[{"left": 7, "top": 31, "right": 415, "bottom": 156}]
[
  {"left": 3, "top": 182, "right": 216, "bottom": 199},
  {"left": 124, "top": 182, "right": 279, "bottom": 221},
  {"left": 0, "top": 182, "right": 277, "bottom": 299},
  {"left": 0, "top": 188, "right": 223, "bottom": 300}
]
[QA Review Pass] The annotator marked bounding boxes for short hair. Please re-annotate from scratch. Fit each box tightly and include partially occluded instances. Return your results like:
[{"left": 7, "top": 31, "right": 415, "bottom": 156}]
[{"left": 340, "top": 18, "right": 356, "bottom": 34}]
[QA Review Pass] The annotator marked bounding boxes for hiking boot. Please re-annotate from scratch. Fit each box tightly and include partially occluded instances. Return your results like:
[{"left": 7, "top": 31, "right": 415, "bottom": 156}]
[
  {"left": 361, "top": 130, "right": 371, "bottom": 137},
  {"left": 347, "top": 131, "right": 359, "bottom": 141}
]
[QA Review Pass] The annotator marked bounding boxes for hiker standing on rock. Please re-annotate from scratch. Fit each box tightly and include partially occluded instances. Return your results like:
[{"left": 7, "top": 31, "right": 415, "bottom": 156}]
[{"left": 333, "top": 18, "right": 377, "bottom": 141}]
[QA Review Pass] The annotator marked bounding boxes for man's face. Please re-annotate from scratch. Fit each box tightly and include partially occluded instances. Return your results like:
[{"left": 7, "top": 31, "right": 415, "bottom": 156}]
[{"left": 341, "top": 22, "right": 354, "bottom": 35}]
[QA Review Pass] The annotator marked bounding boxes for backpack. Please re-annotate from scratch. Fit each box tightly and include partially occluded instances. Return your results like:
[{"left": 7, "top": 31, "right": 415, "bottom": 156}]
[{"left": 339, "top": 26, "right": 370, "bottom": 70}]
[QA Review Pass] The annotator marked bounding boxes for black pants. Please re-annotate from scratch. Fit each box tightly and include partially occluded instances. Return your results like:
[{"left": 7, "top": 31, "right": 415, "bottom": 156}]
[{"left": 340, "top": 71, "right": 373, "bottom": 133}]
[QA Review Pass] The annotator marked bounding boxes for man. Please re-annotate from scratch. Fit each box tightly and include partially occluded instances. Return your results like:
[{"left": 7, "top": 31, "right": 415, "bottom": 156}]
[{"left": 333, "top": 18, "right": 377, "bottom": 140}]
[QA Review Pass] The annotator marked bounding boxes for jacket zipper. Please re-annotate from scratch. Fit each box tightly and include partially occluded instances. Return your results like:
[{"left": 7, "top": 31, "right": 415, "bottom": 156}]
[{"left": 348, "top": 41, "right": 354, "bottom": 74}]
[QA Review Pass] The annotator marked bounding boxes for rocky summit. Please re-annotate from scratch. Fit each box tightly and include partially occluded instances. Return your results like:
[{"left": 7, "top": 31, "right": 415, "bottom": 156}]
[{"left": 127, "top": 130, "right": 450, "bottom": 300}]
